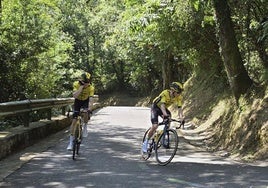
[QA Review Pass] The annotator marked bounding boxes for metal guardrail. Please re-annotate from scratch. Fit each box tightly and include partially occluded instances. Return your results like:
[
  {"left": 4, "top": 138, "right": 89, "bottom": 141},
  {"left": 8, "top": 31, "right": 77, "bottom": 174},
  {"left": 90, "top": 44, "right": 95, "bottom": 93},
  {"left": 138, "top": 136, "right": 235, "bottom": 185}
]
[
  {"left": 0, "top": 95, "right": 99, "bottom": 127},
  {"left": 0, "top": 98, "right": 74, "bottom": 116},
  {"left": 0, "top": 98, "right": 74, "bottom": 127}
]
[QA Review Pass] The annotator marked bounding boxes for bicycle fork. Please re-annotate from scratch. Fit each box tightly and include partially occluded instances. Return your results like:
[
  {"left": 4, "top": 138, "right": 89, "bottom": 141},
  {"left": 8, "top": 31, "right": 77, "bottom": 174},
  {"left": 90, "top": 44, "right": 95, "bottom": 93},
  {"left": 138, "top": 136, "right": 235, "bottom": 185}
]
[{"left": 162, "top": 127, "right": 170, "bottom": 148}]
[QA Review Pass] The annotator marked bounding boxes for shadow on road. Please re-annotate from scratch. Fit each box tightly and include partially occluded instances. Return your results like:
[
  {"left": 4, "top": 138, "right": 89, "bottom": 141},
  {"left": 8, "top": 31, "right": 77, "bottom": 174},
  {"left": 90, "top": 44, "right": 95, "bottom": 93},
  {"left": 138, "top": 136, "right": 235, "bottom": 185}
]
[{"left": 1, "top": 107, "right": 267, "bottom": 188}]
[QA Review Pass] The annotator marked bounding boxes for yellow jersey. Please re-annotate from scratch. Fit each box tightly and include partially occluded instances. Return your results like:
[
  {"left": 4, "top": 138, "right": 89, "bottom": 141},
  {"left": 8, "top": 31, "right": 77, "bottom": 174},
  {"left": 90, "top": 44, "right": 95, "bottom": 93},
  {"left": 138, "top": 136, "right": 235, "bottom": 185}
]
[
  {"left": 153, "top": 89, "right": 183, "bottom": 108},
  {"left": 73, "top": 81, "right": 95, "bottom": 101}
]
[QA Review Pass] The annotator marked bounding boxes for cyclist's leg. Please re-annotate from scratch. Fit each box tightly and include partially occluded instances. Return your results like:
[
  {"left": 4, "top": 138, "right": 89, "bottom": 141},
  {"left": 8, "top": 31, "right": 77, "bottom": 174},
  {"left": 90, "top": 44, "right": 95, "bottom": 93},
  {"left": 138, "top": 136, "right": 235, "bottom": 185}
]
[
  {"left": 149, "top": 104, "right": 163, "bottom": 138},
  {"left": 67, "top": 117, "right": 79, "bottom": 150},
  {"left": 142, "top": 104, "right": 161, "bottom": 152},
  {"left": 81, "top": 97, "right": 90, "bottom": 137},
  {"left": 147, "top": 124, "right": 158, "bottom": 138},
  {"left": 80, "top": 109, "right": 88, "bottom": 123},
  {"left": 81, "top": 98, "right": 90, "bottom": 123},
  {"left": 67, "top": 99, "right": 82, "bottom": 150},
  {"left": 81, "top": 111, "right": 88, "bottom": 138},
  {"left": 141, "top": 127, "right": 153, "bottom": 159},
  {"left": 142, "top": 123, "right": 158, "bottom": 152}
]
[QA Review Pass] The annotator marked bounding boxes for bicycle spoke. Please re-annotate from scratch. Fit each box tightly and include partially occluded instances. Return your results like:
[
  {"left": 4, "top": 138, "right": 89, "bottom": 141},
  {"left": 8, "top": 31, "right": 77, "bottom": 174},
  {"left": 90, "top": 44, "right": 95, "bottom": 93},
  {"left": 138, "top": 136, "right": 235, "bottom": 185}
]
[{"left": 155, "top": 129, "right": 178, "bottom": 166}]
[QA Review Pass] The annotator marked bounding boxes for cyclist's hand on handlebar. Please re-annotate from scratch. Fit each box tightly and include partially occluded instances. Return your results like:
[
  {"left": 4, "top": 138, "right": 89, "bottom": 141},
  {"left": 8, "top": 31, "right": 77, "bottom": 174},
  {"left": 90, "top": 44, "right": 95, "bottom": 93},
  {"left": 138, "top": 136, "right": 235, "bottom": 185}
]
[
  {"left": 163, "top": 115, "right": 170, "bottom": 119},
  {"left": 181, "top": 119, "right": 185, "bottom": 124},
  {"left": 163, "top": 115, "right": 170, "bottom": 124},
  {"left": 178, "top": 118, "right": 185, "bottom": 126}
]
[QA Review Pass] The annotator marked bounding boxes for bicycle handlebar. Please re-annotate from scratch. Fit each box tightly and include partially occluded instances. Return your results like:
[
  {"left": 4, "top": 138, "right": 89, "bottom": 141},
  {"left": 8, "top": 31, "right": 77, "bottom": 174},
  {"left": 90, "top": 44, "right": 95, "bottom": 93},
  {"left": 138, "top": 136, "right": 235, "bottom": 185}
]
[
  {"left": 67, "top": 109, "right": 93, "bottom": 118},
  {"left": 158, "top": 118, "right": 185, "bottom": 129}
]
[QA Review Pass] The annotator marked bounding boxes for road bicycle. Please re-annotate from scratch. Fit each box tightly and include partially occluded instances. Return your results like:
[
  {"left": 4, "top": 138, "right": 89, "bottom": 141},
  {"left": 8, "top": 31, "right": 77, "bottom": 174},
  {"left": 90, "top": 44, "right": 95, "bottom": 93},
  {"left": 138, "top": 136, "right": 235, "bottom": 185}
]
[
  {"left": 141, "top": 118, "right": 184, "bottom": 166},
  {"left": 67, "top": 109, "right": 91, "bottom": 160}
]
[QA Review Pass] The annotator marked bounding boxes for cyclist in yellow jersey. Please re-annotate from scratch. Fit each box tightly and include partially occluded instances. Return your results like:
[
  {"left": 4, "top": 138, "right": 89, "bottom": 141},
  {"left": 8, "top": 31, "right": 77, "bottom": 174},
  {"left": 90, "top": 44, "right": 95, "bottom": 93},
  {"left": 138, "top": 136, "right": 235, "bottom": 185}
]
[
  {"left": 67, "top": 72, "right": 95, "bottom": 150},
  {"left": 142, "top": 82, "right": 185, "bottom": 152}
]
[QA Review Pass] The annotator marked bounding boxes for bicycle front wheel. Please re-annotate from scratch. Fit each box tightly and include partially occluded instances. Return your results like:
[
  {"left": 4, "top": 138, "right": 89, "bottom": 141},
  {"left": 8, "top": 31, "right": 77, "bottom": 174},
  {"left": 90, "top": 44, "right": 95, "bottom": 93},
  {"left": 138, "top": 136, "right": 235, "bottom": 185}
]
[
  {"left": 72, "top": 123, "right": 82, "bottom": 160},
  {"left": 155, "top": 129, "right": 178, "bottom": 166}
]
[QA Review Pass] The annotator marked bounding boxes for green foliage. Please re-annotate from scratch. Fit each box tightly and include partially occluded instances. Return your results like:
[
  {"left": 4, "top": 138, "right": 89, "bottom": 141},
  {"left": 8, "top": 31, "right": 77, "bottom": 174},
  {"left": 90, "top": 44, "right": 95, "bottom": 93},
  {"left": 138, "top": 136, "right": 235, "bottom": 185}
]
[
  {"left": 0, "top": 0, "right": 73, "bottom": 101},
  {"left": 227, "top": 0, "right": 268, "bottom": 83},
  {"left": 0, "top": 0, "right": 266, "bottom": 100},
  {"left": 0, "top": 0, "right": 266, "bottom": 159}
]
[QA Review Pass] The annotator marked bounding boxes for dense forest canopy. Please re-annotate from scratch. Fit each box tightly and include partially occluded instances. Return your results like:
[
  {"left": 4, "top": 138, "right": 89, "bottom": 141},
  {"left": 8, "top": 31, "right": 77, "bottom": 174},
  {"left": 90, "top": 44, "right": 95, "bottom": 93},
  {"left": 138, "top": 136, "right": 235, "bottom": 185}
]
[{"left": 0, "top": 0, "right": 267, "bottom": 102}]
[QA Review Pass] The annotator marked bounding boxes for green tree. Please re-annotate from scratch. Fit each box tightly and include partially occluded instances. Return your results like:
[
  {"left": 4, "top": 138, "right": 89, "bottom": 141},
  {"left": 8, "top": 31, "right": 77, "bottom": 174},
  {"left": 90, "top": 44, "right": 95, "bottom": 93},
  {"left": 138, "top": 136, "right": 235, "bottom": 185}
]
[
  {"left": 213, "top": 0, "right": 253, "bottom": 101},
  {"left": 228, "top": 0, "right": 268, "bottom": 83},
  {"left": 0, "top": 0, "right": 72, "bottom": 101}
]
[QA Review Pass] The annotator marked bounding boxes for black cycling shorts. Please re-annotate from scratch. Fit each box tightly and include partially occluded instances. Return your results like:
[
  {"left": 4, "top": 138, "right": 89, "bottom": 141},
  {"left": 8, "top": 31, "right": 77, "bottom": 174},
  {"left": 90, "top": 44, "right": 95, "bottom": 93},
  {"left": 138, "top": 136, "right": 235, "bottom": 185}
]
[
  {"left": 150, "top": 104, "right": 171, "bottom": 124},
  {"left": 73, "top": 97, "right": 89, "bottom": 118}
]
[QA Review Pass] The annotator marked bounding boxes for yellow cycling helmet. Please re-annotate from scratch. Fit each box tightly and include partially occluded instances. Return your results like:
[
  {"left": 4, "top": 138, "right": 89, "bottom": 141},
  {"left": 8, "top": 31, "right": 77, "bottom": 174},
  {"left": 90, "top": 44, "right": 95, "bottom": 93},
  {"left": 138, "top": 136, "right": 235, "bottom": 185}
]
[
  {"left": 81, "top": 72, "right": 91, "bottom": 83},
  {"left": 170, "top": 82, "right": 183, "bottom": 93}
]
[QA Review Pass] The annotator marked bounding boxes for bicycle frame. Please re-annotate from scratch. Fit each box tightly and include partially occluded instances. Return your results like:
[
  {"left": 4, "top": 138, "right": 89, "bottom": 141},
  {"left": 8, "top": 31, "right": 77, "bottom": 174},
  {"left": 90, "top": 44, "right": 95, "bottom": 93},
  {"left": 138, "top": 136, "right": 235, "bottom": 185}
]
[
  {"left": 67, "top": 110, "right": 91, "bottom": 160},
  {"left": 161, "top": 119, "right": 184, "bottom": 148},
  {"left": 72, "top": 116, "right": 82, "bottom": 160}
]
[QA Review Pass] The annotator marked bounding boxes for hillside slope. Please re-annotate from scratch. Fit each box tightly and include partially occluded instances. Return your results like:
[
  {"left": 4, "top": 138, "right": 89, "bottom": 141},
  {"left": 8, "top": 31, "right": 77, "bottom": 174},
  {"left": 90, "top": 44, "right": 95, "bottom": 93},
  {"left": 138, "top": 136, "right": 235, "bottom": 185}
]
[{"left": 183, "top": 74, "right": 268, "bottom": 162}]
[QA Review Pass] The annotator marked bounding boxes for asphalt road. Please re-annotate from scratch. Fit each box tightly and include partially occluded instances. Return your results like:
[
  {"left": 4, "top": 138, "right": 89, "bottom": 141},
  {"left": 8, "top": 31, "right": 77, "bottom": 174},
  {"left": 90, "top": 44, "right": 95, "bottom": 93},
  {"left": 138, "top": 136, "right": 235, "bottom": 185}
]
[{"left": 0, "top": 106, "right": 267, "bottom": 188}]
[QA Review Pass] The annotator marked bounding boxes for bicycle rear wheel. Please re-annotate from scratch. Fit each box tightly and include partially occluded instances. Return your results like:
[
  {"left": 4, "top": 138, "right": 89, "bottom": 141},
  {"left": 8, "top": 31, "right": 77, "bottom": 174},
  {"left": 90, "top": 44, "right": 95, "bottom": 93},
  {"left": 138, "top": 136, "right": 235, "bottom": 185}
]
[
  {"left": 141, "top": 128, "right": 153, "bottom": 160},
  {"left": 155, "top": 129, "right": 178, "bottom": 166},
  {"left": 72, "top": 140, "right": 76, "bottom": 160},
  {"left": 77, "top": 123, "right": 82, "bottom": 155},
  {"left": 72, "top": 124, "right": 82, "bottom": 160}
]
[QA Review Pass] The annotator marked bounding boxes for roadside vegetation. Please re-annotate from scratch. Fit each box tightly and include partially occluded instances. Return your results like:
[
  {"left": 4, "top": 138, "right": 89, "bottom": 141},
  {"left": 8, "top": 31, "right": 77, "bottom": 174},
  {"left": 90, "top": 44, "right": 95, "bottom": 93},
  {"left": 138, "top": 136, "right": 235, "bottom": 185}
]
[
  {"left": 0, "top": 0, "right": 267, "bottom": 161},
  {"left": 183, "top": 74, "right": 267, "bottom": 162}
]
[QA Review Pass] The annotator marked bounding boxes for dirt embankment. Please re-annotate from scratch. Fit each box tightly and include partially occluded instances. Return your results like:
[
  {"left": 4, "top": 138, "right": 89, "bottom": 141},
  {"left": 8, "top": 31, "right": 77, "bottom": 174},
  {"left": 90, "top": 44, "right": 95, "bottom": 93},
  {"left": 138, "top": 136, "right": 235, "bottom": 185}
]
[{"left": 179, "top": 75, "right": 268, "bottom": 162}]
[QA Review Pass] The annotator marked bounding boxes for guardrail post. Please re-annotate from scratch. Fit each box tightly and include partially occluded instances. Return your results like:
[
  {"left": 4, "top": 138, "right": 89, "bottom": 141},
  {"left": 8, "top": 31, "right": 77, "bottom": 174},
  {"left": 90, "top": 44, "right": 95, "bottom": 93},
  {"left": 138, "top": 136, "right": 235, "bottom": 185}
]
[
  {"left": 22, "top": 112, "right": 30, "bottom": 127},
  {"left": 47, "top": 109, "right": 52, "bottom": 120},
  {"left": 61, "top": 107, "right": 66, "bottom": 116}
]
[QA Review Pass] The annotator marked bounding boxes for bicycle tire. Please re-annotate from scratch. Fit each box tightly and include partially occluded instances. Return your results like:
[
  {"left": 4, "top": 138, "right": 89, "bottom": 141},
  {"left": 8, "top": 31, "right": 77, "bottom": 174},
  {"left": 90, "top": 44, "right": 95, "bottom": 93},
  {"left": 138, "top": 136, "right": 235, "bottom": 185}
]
[
  {"left": 72, "top": 120, "right": 82, "bottom": 160},
  {"left": 72, "top": 139, "right": 77, "bottom": 160},
  {"left": 155, "top": 129, "right": 178, "bottom": 166},
  {"left": 76, "top": 124, "right": 82, "bottom": 156},
  {"left": 72, "top": 128, "right": 79, "bottom": 160},
  {"left": 141, "top": 127, "right": 153, "bottom": 160}
]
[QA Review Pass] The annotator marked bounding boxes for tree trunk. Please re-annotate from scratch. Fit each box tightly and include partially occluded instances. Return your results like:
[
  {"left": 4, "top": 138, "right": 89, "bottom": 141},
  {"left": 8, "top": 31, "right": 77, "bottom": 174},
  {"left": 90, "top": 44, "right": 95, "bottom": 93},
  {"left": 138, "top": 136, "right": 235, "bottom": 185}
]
[
  {"left": 162, "top": 51, "right": 172, "bottom": 90},
  {"left": 213, "top": 0, "right": 253, "bottom": 101},
  {"left": 0, "top": 0, "right": 2, "bottom": 23}
]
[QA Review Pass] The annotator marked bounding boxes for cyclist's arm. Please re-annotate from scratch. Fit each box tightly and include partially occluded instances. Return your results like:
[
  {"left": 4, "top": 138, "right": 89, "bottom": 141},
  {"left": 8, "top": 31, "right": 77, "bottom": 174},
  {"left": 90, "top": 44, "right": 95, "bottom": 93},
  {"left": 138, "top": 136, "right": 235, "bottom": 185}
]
[
  {"left": 73, "top": 82, "right": 89, "bottom": 99},
  {"left": 176, "top": 95, "right": 184, "bottom": 120},
  {"left": 73, "top": 86, "right": 84, "bottom": 99},
  {"left": 160, "top": 103, "right": 169, "bottom": 117},
  {"left": 178, "top": 106, "right": 184, "bottom": 120}
]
